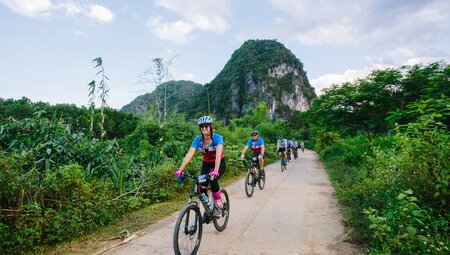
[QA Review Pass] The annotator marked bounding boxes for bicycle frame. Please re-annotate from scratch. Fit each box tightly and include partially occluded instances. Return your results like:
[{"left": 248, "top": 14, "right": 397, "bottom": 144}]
[{"left": 182, "top": 173, "right": 213, "bottom": 216}]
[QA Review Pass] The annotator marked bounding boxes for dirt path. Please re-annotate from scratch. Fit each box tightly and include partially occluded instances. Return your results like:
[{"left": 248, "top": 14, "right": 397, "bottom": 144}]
[{"left": 102, "top": 150, "right": 361, "bottom": 255}]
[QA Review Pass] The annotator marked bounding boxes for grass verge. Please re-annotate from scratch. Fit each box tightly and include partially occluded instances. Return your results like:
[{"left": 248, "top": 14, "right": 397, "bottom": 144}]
[{"left": 34, "top": 173, "right": 245, "bottom": 255}]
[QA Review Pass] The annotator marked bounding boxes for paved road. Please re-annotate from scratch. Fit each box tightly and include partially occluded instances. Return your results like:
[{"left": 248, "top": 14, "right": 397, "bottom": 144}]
[{"left": 103, "top": 150, "right": 361, "bottom": 255}]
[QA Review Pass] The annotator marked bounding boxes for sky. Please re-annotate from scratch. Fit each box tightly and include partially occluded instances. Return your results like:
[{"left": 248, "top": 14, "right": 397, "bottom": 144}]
[{"left": 1, "top": 0, "right": 449, "bottom": 110}]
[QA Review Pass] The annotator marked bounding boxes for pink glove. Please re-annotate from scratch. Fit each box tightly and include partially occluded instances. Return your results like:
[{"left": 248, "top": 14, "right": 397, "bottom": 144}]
[
  {"left": 175, "top": 169, "right": 183, "bottom": 177},
  {"left": 209, "top": 170, "right": 219, "bottom": 179}
]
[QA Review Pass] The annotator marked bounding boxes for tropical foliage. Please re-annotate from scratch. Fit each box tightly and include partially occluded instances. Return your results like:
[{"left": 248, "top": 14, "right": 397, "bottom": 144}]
[
  {"left": 0, "top": 95, "right": 293, "bottom": 254},
  {"left": 307, "top": 61, "right": 450, "bottom": 254}
]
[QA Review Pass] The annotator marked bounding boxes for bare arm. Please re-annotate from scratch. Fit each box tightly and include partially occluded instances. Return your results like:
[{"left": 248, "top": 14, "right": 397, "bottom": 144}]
[
  {"left": 214, "top": 144, "right": 223, "bottom": 171},
  {"left": 261, "top": 144, "right": 265, "bottom": 155},
  {"left": 179, "top": 147, "right": 196, "bottom": 170},
  {"left": 240, "top": 145, "right": 249, "bottom": 159}
]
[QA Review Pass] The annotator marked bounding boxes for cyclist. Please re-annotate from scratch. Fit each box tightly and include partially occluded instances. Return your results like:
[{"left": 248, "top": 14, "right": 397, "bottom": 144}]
[
  {"left": 300, "top": 141, "right": 305, "bottom": 152},
  {"left": 291, "top": 138, "right": 298, "bottom": 159},
  {"left": 175, "top": 116, "right": 225, "bottom": 218},
  {"left": 277, "top": 135, "right": 288, "bottom": 163},
  {"left": 240, "top": 130, "right": 265, "bottom": 177},
  {"left": 286, "top": 139, "right": 292, "bottom": 160}
]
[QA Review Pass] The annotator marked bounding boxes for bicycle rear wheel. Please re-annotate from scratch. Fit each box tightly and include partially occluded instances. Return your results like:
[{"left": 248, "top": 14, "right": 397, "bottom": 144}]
[
  {"left": 213, "top": 188, "right": 230, "bottom": 232},
  {"left": 245, "top": 170, "right": 255, "bottom": 197},
  {"left": 258, "top": 169, "right": 266, "bottom": 189},
  {"left": 173, "top": 204, "right": 202, "bottom": 255}
]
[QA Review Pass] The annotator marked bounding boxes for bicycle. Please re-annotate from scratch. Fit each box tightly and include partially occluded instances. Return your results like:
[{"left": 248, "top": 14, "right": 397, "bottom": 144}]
[
  {"left": 286, "top": 148, "right": 292, "bottom": 161},
  {"left": 293, "top": 148, "right": 298, "bottom": 159},
  {"left": 279, "top": 153, "right": 287, "bottom": 172},
  {"left": 244, "top": 156, "right": 266, "bottom": 197},
  {"left": 173, "top": 173, "right": 230, "bottom": 255}
]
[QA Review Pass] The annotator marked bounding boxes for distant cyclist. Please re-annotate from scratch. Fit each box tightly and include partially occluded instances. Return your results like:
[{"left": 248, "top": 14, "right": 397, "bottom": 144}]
[
  {"left": 175, "top": 116, "right": 225, "bottom": 218},
  {"left": 277, "top": 135, "right": 288, "bottom": 162},
  {"left": 291, "top": 138, "right": 298, "bottom": 159},
  {"left": 240, "top": 130, "right": 265, "bottom": 176},
  {"left": 286, "top": 139, "right": 293, "bottom": 160},
  {"left": 300, "top": 141, "right": 305, "bottom": 152}
]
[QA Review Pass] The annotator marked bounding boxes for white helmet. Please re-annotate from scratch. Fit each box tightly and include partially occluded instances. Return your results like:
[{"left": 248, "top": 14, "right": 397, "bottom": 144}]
[{"left": 198, "top": 116, "right": 213, "bottom": 126}]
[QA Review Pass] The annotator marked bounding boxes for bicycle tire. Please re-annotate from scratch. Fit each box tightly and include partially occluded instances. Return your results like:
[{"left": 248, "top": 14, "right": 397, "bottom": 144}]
[
  {"left": 173, "top": 203, "right": 202, "bottom": 255},
  {"left": 258, "top": 170, "right": 266, "bottom": 190},
  {"left": 280, "top": 159, "right": 284, "bottom": 172},
  {"left": 244, "top": 170, "right": 254, "bottom": 197},
  {"left": 213, "top": 188, "right": 230, "bottom": 231}
]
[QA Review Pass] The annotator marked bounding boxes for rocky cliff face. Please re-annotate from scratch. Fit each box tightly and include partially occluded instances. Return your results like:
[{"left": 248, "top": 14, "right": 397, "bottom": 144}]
[{"left": 241, "top": 63, "right": 312, "bottom": 119}]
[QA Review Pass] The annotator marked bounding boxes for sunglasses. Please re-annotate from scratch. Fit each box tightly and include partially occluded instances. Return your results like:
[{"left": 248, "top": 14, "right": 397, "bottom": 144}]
[
  {"left": 252, "top": 134, "right": 258, "bottom": 137},
  {"left": 200, "top": 125, "right": 210, "bottom": 129}
]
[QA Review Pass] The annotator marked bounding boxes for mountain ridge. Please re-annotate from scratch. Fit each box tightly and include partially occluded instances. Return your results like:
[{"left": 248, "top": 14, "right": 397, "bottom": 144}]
[{"left": 122, "top": 39, "right": 316, "bottom": 121}]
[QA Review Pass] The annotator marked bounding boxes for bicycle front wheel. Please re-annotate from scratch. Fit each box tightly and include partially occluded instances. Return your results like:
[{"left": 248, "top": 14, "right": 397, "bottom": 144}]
[
  {"left": 213, "top": 188, "right": 230, "bottom": 232},
  {"left": 173, "top": 204, "right": 202, "bottom": 255},
  {"left": 245, "top": 170, "right": 255, "bottom": 197}
]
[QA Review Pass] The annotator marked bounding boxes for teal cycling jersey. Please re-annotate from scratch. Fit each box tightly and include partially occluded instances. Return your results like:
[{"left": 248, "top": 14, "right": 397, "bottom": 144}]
[{"left": 191, "top": 133, "right": 225, "bottom": 162}]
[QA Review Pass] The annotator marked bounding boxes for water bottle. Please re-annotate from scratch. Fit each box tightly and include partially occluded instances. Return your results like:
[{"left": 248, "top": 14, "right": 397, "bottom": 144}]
[{"left": 201, "top": 193, "right": 211, "bottom": 207}]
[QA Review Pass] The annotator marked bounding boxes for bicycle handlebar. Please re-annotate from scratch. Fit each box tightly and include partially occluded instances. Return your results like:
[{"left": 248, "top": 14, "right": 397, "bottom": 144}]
[{"left": 176, "top": 172, "right": 211, "bottom": 184}]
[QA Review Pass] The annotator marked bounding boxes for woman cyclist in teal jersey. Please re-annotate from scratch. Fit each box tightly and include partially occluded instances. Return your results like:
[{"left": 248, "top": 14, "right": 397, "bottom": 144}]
[{"left": 175, "top": 116, "right": 226, "bottom": 218}]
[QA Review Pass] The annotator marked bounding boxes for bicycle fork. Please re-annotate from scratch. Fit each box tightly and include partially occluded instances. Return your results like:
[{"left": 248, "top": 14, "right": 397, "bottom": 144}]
[{"left": 184, "top": 208, "right": 200, "bottom": 235}]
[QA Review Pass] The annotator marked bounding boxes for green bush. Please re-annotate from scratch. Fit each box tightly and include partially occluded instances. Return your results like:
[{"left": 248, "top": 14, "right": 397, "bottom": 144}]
[{"left": 365, "top": 190, "right": 449, "bottom": 254}]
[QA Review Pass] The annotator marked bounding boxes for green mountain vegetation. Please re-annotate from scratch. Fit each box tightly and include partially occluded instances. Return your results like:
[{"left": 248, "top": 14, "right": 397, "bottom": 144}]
[
  {"left": 121, "top": 80, "right": 203, "bottom": 116},
  {"left": 187, "top": 39, "right": 316, "bottom": 122}
]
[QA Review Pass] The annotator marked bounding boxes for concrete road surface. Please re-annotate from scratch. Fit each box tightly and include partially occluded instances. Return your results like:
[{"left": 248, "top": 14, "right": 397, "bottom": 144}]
[{"left": 102, "top": 150, "right": 361, "bottom": 255}]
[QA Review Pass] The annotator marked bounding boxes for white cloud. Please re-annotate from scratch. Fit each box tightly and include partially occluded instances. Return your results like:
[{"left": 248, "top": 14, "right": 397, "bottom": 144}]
[
  {"left": 311, "top": 68, "right": 372, "bottom": 95},
  {"left": 0, "top": 0, "right": 115, "bottom": 24},
  {"left": 0, "top": 0, "right": 53, "bottom": 17},
  {"left": 147, "top": 16, "right": 195, "bottom": 43},
  {"left": 269, "top": 0, "right": 450, "bottom": 47},
  {"left": 86, "top": 4, "right": 114, "bottom": 24},
  {"left": 59, "top": 1, "right": 82, "bottom": 17},
  {"left": 148, "top": 0, "right": 231, "bottom": 43},
  {"left": 297, "top": 24, "right": 361, "bottom": 46}
]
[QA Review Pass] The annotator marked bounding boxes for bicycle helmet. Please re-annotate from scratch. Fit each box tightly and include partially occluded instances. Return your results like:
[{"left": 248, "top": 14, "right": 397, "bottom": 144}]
[
  {"left": 198, "top": 116, "right": 213, "bottom": 126},
  {"left": 279, "top": 135, "right": 283, "bottom": 139},
  {"left": 292, "top": 138, "right": 295, "bottom": 141},
  {"left": 250, "top": 130, "right": 258, "bottom": 135}
]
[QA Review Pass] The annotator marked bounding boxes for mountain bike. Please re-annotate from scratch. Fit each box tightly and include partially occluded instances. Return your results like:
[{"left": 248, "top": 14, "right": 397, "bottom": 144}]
[
  {"left": 293, "top": 148, "right": 298, "bottom": 159},
  {"left": 280, "top": 153, "right": 287, "bottom": 172},
  {"left": 286, "top": 148, "right": 292, "bottom": 161},
  {"left": 173, "top": 173, "right": 230, "bottom": 255},
  {"left": 301, "top": 145, "right": 305, "bottom": 153},
  {"left": 244, "top": 156, "right": 266, "bottom": 197}
]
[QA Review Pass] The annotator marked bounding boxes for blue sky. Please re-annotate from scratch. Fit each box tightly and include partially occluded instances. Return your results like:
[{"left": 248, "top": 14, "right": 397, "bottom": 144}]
[{"left": 1, "top": 0, "right": 449, "bottom": 110}]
